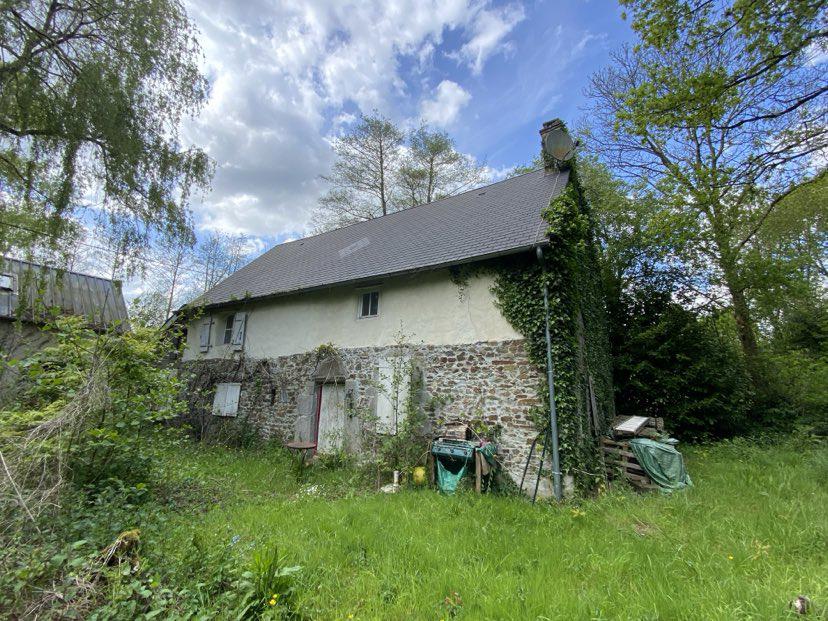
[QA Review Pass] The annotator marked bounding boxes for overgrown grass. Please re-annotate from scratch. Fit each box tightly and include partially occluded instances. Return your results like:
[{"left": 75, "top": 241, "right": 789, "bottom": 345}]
[{"left": 132, "top": 436, "right": 827, "bottom": 620}]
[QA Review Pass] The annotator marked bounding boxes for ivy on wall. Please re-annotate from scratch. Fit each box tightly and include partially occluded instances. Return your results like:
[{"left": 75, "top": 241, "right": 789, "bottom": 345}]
[{"left": 490, "top": 159, "right": 614, "bottom": 493}]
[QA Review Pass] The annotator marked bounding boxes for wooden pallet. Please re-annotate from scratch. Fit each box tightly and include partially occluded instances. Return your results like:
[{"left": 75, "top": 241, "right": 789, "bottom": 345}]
[{"left": 601, "top": 437, "right": 659, "bottom": 491}]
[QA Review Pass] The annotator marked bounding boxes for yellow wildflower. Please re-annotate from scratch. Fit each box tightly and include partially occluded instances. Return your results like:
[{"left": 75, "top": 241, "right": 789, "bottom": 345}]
[
  {"left": 727, "top": 555, "right": 734, "bottom": 560},
  {"left": 268, "top": 598, "right": 277, "bottom": 606}
]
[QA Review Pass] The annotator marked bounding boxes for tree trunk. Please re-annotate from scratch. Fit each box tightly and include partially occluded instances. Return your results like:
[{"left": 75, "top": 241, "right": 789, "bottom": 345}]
[{"left": 721, "top": 265, "right": 762, "bottom": 386}]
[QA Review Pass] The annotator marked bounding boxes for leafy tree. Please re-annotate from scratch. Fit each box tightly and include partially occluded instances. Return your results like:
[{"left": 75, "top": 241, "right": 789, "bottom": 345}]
[
  {"left": 314, "top": 114, "right": 486, "bottom": 231},
  {"left": 768, "top": 296, "right": 828, "bottom": 433},
  {"left": 314, "top": 113, "right": 404, "bottom": 231},
  {"left": 585, "top": 0, "right": 827, "bottom": 378},
  {"left": 0, "top": 0, "right": 212, "bottom": 257},
  {"left": 746, "top": 174, "right": 828, "bottom": 328},
  {"left": 395, "top": 125, "right": 485, "bottom": 208},
  {"left": 129, "top": 290, "right": 171, "bottom": 328}
]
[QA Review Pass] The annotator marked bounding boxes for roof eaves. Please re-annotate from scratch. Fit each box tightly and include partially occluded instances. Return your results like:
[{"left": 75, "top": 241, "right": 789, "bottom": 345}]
[{"left": 191, "top": 241, "right": 548, "bottom": 312}]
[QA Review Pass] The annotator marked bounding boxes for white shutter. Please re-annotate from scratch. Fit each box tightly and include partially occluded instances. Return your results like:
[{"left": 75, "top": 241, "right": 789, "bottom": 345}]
[
  {"left": 375, "top": 360, "right": 410, "bottom": 434},
  {"left": 212, "top": 382, "right": 241, "bottom": 417},
  {"left": 223, "top": 383, "right": 241, "bottom": 416},
  {"left": 212, "top": 383, "right": 227, "bottom": 414},
  {"left": 199, "top": 317, "right": 213, "bottom": 352},
  {"left": 230, "top": 312, "right": 247, "bottom": 351}
]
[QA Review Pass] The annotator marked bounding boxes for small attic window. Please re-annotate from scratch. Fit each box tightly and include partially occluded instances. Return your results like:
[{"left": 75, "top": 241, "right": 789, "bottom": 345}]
[
  {"left": 0, "top": 274, "right": 14, "bottom": 292},
  {"left": 358, "top": 290, "right": 379, "bottom": 318}
]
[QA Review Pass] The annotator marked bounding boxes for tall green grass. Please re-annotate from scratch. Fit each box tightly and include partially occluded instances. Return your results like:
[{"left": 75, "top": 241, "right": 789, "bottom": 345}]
[{"left": 147, "top": 438, "right": 827, "bottom": 620}]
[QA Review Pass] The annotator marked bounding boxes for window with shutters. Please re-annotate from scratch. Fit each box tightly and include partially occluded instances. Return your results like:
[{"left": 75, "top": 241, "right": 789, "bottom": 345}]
[
  {"left": 358, "top": 290, "right": 379, "bottom": 319},
  {"left": 212, "top": 382, "right": 241, "bottom": 416}
]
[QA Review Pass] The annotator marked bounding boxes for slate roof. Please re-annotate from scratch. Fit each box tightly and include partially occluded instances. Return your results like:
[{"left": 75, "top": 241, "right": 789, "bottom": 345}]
[
  {"left": 196, "top": 168, "right": 568, "bottom": 308},
  {"left": 0, "top": 256, "right": 129, "bottom": 327}
]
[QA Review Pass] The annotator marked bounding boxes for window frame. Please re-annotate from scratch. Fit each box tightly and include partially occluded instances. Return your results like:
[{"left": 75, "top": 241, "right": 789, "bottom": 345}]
[
  {"left": 357, "top": 289, "right": 380, "bottom": 319},
  {"left": 223, "top": 313, "right": 236, "bottom": 345}
]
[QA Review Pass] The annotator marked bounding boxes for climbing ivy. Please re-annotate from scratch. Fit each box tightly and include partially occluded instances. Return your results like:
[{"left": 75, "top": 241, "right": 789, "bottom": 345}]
[{"left": 490, "top": 159, "right": 614, "bottom": 493}]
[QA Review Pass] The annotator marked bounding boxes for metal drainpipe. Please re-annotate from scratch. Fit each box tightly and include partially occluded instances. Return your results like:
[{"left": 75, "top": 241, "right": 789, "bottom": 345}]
[{"left": 536, "top": 246, "right": 562, "bottom": 501}]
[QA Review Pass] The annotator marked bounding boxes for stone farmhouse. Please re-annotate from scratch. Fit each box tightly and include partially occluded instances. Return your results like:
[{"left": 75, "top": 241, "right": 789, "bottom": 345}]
[{"left": 179, "top": 123, "right": 611, "bottom": 485}]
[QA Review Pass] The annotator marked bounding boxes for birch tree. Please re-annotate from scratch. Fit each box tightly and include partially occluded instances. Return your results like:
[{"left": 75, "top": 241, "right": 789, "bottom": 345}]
[{"left": 0, "top": 0, "right": 212, "bottom": 257}]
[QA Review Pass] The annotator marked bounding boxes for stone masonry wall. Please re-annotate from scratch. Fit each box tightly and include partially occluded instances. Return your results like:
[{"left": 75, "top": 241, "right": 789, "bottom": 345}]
[{"left": 181, "top": 339, "right": 542, "bottom": 482}]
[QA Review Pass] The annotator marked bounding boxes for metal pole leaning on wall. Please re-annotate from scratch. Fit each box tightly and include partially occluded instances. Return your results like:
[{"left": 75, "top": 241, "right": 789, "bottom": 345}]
[{"left": 536, "top": 246, "right": 562, "bottom": 501}]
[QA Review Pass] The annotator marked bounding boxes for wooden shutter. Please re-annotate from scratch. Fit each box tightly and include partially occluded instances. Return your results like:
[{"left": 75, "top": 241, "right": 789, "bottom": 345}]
[
  {"left": 375, "top": 360, "right": 409, "bottom": 434},
  {"left": 230, "top": 312, "right": 247, "bottom": 350},
  {"left": 223, "top": 383, "right": 241, "bottom": 415},
  {"left": 212, "top": 382, "right": 241, "bottom": 416},
  {"left": 212, "top": 383, "right": 227, "bottom": 414},
  {"left": 199, "top": 316, "right": 213, "bottom": 352}
]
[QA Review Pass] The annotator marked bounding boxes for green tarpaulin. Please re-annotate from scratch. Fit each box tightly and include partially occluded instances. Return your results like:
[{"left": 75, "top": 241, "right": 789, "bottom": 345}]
[
  {"left": 436, "top": 459, "right": 467, "bottom": 493},
  {"left": 629, "top": 438, "right": 692, "bottom": 491}
]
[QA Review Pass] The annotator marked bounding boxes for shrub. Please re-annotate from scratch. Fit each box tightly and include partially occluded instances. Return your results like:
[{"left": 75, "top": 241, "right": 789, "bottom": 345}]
[
  {"left": 0, "top": 316, "right": 187, "bottom": 527},
  {"left": 610, "top": 288, "right": 752, "bottom": 441}
]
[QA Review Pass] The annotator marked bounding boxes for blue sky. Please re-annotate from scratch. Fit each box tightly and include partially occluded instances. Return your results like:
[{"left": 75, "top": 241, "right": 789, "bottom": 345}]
[{"left": 182, "top": 0, "right": 635, "bottom": 251}]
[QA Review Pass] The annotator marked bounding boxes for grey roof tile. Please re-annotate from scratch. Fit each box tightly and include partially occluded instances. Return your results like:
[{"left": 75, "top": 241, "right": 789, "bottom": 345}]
[{"left": 197, "top": 168, "right": 568, "bottom": 307}]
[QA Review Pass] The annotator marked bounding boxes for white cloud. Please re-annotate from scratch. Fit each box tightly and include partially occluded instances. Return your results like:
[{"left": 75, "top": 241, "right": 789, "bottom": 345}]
[
  {"left": 181, "top": 0, "right": 497, "bottom": 240},
  {"left": 450, "top": 3, "right": 525, "bottom": 75},
  {"left": 572, "top": 31, "right": 607, "bottom": 57},
  {"left": 420, "top": 80, "right": 472, "bottom": 127}
]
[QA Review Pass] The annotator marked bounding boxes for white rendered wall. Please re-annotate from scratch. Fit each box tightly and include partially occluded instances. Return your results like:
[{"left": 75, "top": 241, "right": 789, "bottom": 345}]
[{"left": 183, "top": 269, "right": 521, "bottom": 360}]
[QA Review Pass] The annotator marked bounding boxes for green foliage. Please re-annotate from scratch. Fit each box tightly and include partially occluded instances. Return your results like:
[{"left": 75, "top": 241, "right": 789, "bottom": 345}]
[
  {"left": 491, "top": 160, "right": 614, "bottom": 491},
  {"left": 0, "top": 0, "right": 212, "bottom": 256},
  {"left": 587, "top": 0, "right": 827, "bottom": 375},
  {"left": 0, "top": 316, "right": 186, "bottom": 516},
  {"left": 610, "top": 288, "right": 752, "bottom": 441},
  {"left": 144, "top": 437, "right": 827, "bottom": 619},
  {"left": 247, "top": 545, "right": 302, "bottom": 617},
  {"left": 313, "top": 112, "right": 484, "bottom": 231},
  {"left": 767, "top": 297, "right": 828, "bottom": 435},
  {"left": 2, "top": 434, "right": 826, "bottom": 618}
]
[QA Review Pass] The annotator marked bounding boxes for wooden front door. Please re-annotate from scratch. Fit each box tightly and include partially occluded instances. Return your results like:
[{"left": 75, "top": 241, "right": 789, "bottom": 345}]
[{"left": 316, "top": 383, "right": 345, "bottom": 453}]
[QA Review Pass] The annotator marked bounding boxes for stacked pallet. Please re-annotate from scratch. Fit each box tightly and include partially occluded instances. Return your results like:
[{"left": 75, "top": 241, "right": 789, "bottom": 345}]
[
  {"left": 601, "top": 437, "right": 658, "bottom": 490},
  {"left": 602, "top": 416, "right": 665, "bottom": 491}
]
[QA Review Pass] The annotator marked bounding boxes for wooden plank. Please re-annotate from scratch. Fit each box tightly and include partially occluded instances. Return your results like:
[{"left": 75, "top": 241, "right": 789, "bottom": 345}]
[
  {"left": 601, "top": 437, "right": 631, "bottom": 449},
  {"left": 602, "top": 445, "right": 637, "bottom": 459},
  {"left": 613, "top": 416, "right": 650, "bottom": 435},
  {"left": 475, "top": 451, "right": 482, "bottom": 494},
  {"left": 604, "top": 457, "right": 646, "bottom": 474}
]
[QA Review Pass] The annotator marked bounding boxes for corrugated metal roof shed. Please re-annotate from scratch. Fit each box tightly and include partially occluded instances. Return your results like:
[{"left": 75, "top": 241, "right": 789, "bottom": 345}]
[
  {"left": 195, "top": 168, "right": 567, "bottom": 308},
  {"left": 0, "top": 257, "right": 129, "bottom": 328}
]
